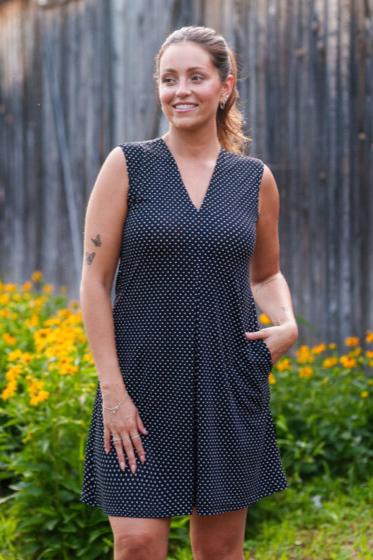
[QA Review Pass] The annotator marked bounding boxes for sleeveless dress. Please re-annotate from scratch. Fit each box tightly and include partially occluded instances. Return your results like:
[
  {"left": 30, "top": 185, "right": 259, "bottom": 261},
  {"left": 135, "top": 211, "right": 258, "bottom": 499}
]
[{"left": 79, "top": 137, "right": 289, "bottom": 517}]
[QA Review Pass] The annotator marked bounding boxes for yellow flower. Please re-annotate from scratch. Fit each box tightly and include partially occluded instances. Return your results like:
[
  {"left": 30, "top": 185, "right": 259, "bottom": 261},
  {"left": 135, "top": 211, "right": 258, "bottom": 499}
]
[
  {"left": 339, "top": 355, "right": 357, "bottom": 369},
  {"left": 42, "top": 284, "right": 54, "bottom": 294},
  {"left": 299, "top": 366, "right": 313, "bottom": 378},
  {"left": 296, "top": 345, "right": 315, "bottom": 364},
  {"left": 328, "top": 342, "right": 337, "bottom": 349},
  {"left": 2, "top": 333, "right": 16, "bottom": 345},
  {"left": 259, "top": 313, "right": 271, "bottom": 325},
  {"left": 322, "top": 356, "right": 338, "bottom": 368},
  {"left": 31, "top": 271, "right": 43, "bottom": 282},
  {"left": 59, "top": 363, "right": 79, "bottom": 376},
  {"left": 4, "top": 283, "right": 17, "bottom": 292},
  {"left": 360, "top": 391, "right": 369, "bottom": 399},
  {"left": 7, "top": 349, "right": 24, "bottom": 362},
  {"left": 0, "top": 294, "right": 10, "bottom": 305},
  {"left": 366, "top": 350, "right": 373, "bottom": 359},
  {"left": 30, "top": 390, "right": 49, "bottom": 406},
  {"left": 5, "top": 364, "right": 23, "bottom": 382},
  {"left": 365, "top": 331, "right": 373, "bottom": 344},
  {"left": 18, "top": 352, "right": 33, "bottom": 364},
  {"left": 22, "top": 281, "right": 32, "bottom": 292},
  {"left": 27, "top": 314, "right": 40, "bottom": 328},
  {"left": 2, "top": 380, "right": 17, "bottom": 400},
  {"left": 345, "top": 336, "right": 360, "bottom": 347},
  {"left": 277, "top": 358, "right": 291, "bottom": 372},
  {"left": 83, "top": 352, "right": 95, "bottom": 364},
  {"left": 312, "top": 343, "right": 327, "bottom": 354},
  {"left": 268, "top": 373, "right": 276, "bottom": 384}
]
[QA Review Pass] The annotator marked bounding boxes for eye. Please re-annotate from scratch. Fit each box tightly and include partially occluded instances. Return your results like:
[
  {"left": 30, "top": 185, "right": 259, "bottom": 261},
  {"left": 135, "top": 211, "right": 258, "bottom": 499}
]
[{"left": 161, "top": 74, "right": 204, "bottom": 84}]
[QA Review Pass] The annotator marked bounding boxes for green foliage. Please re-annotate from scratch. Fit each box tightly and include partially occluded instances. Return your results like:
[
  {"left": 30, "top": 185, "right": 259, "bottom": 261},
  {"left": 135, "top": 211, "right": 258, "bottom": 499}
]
[
  {"left": 0, "top": 278, "right": 372, "bottom": 558},
  {"left": 269, "top": 359, "right": 373, "bottom": 484}
]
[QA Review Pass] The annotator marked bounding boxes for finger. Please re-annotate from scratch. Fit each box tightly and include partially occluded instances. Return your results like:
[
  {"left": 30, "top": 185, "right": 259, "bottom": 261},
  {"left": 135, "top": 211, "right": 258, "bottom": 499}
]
[
  {"left": 246, "top": 329, "right": 268, "bottom": 340},
  {"left": 137, "top": 413, "right": 149, "bottom": 435},
  {"left": 122, "top": 433, "right": 137, "bottom": 474},
  {"left": 112, "top": 435, "right": 127, "bottom": 471},
  {"left": 245, "top": 330, "right": 258, "bottom": 339},
  {"left": 131, "top": 431, "right": 146, "bottom": 464},
  {"left": 104, "top": 426, "right": 111, "bottom": 454}
]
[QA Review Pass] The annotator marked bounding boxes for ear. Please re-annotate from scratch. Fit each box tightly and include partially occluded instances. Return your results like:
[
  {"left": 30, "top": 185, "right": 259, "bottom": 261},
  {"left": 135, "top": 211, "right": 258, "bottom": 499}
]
[{"left": 224, "top": 74, "right": 235, "bottom": 98}]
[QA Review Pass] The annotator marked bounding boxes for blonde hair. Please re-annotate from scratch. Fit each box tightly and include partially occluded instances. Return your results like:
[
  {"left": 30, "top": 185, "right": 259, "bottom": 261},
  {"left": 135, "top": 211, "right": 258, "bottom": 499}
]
[{"left": 153, "top": 25, "right": 251, "bottom": 155}]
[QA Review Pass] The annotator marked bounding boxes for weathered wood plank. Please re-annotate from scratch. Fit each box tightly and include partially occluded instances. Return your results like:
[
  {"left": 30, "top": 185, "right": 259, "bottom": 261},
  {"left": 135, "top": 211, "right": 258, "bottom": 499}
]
[{"left": 0, "top": 0, "right": 371, "bottom": 345}]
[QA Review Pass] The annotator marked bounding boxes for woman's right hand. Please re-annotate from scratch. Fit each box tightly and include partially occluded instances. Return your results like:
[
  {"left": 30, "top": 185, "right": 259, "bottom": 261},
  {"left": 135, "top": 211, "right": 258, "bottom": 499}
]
[{"left": 102, "top": 392, "right": 148, "bottom": 473}]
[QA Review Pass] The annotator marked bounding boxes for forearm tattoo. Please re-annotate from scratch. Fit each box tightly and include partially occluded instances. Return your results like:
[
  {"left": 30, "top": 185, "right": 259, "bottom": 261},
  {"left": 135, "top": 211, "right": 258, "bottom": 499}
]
[
  {"left": 91, "top": 233, "right": 102, "bottom": 247},
  {"left": 85, "top": 251, "right": 96, "bottom": 265},
  {"left": 85, "top": 233, "right": 102, "bottom": 265}
]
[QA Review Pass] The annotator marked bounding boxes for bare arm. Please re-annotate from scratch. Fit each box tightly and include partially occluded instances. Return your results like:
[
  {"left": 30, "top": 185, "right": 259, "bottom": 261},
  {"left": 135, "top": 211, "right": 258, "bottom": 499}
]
[
  {"left": 80, "top": 146, "right": 148, "bottom": 470},
  {"left": 80, "top": 146, "right": 130, "bottom": 404},
  {"left": 248, "top": 164, "right": 298, "bottom": 361}
]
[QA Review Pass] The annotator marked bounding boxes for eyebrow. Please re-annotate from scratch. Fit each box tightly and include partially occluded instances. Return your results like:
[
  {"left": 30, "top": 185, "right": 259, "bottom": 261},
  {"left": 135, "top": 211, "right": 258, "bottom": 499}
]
[{"left": 161, "top": 66, "right": 207, "bottom": 73}]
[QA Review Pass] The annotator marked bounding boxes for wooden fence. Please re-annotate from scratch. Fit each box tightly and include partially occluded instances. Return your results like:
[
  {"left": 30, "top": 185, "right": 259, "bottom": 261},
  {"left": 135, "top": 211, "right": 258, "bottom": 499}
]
[{"left": 0, "top": 0, "right": 372, "bottom": 346}]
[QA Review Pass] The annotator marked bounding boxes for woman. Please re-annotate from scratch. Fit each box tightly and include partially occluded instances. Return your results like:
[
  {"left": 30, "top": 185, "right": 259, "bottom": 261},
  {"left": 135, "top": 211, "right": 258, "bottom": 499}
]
[{"left": 80, "top": 25, "right": 298, "bottom": 560}]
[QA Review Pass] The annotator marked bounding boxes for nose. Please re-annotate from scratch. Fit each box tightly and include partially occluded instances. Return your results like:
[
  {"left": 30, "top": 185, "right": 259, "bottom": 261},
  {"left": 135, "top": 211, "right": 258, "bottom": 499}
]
[{"left": 175, "top": 77, "right": 191, "bottom": 96}]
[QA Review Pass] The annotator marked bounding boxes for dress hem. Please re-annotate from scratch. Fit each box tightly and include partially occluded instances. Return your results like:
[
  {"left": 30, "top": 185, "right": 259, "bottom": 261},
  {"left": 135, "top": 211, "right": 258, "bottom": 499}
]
[{"left": 79, "top": 480, "right": 289, "bottom": 518}]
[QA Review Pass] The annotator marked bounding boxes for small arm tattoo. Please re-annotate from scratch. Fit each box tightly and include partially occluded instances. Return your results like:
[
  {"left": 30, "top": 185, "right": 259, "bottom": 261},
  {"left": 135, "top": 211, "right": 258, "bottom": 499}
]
[
  {"left": 91, "top": 233, "right": 102, "bottom": 247},
  {"left": 85, "top": 251, "right": 96, "bottom": 265}
]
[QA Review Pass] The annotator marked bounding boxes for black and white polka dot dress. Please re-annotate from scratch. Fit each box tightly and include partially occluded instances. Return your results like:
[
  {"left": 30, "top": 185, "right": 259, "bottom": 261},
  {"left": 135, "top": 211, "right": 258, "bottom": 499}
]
[{"left": 79, "top": 136, "right": 289, "bottom": 517}]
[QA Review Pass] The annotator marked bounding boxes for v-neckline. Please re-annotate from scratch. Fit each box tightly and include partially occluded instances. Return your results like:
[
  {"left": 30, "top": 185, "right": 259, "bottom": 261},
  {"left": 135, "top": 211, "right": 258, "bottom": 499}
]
[{"left": 158, "top": 136, "right": 224, "bottom": 215}]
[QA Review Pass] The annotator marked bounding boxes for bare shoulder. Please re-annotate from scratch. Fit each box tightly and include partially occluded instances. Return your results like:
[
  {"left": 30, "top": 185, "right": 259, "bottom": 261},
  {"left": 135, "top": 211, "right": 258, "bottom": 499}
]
[
  {"left": 80, "top": 146, "right": 129, "bottom": 292},
  {"left": 96, "top": 146, "right": 129, "bottom": 194},
  {"left": 261, "top": 162, "right": 278, "bottom": 190},
  {"left": 258, "top": 162, "right": 280, "bottom": 219}
]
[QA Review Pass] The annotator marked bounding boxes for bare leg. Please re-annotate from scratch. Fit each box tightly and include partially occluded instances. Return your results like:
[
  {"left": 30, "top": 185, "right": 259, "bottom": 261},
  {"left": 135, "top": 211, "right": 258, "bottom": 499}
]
[
  {"left": 189, "top": 506, "right": 248, "bottom": 560},
  {"left": 108, "top": 515, "right": 171, "bottom": 560}
]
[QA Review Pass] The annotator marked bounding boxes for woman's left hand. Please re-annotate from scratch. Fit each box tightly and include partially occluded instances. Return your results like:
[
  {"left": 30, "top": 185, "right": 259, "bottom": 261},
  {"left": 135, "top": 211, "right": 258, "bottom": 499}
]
[{"left": 245, "top": 322, "right": 298, "bottom": 366}]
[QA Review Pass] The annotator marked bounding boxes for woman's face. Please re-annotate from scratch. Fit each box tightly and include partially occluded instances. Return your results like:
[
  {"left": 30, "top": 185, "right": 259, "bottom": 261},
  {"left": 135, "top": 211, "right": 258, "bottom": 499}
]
[{"left": 158, "top": 41, "right": 230, "bottom": 132}]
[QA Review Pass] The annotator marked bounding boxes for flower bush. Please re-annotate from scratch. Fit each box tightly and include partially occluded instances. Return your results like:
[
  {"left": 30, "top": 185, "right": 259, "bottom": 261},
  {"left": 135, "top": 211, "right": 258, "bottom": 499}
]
[
  {"left": 0, "top": 275, "right": 372, "bottom": 559},
  {"left": 258, "top": 313, "right": 373, "bottom": 484}
]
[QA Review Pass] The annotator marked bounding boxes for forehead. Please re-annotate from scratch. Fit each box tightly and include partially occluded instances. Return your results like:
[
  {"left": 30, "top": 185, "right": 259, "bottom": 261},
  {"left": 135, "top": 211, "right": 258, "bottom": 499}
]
[{"left": 159, "top": 42, "right": 214, "bottom": 73}]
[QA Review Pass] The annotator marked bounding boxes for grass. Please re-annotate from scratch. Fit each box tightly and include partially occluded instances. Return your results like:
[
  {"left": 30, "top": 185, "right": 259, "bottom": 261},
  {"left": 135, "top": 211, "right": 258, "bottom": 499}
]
[
  {"left": 245, "top": 478, "right": 372, "bottom": 559},
  {"left": 167, "top": 477, "right": 373, "bottom": 560},
  {"left": 0, "top": 478, "right": 371, "bottom": 559}
]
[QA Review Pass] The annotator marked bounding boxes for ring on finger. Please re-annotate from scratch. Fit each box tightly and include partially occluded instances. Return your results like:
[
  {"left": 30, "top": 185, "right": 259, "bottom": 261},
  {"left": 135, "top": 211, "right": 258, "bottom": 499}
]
[{"left": 131, "top": 434, "right": 141, "bottom": 440}]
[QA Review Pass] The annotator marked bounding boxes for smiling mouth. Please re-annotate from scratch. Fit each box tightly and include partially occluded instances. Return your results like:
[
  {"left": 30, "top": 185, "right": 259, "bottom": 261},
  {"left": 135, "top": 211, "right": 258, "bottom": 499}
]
[{"left": 172, "top": 104, "right": 198, "bottom": 113}]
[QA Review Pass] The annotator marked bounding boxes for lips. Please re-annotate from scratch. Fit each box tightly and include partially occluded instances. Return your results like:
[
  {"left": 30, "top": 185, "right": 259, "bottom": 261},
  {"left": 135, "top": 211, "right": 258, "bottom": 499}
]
[{"left": 172, "top": 103, "right": 198, "bottom": 108}]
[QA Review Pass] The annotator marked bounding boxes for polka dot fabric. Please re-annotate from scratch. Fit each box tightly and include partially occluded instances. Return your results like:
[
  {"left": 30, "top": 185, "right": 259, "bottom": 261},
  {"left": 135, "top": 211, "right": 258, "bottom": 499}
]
[{"left": 79, "top": 136, "right": 289, "bottom": 518}]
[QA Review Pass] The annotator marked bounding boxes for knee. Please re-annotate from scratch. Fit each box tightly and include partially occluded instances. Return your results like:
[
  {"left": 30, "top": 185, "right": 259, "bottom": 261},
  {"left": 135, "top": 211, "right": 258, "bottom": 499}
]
[
  {"left": 191, "top": 538, "right": 242, "bottom": 560},
  {"left": 114, "top": 531, "right": 166, "bottom": 560}
]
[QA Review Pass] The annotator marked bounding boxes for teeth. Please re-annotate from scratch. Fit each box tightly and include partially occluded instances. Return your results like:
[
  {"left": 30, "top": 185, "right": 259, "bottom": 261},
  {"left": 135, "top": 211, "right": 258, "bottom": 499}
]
[{"left": 174, "top": 104, "right": 196, "bottom": 109}]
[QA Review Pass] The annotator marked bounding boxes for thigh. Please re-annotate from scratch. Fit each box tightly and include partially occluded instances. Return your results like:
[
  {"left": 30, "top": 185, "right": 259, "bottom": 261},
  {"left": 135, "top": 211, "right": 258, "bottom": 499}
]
[
  {"left": 108, "top": 515, "right": 171, "bottom": 559},
  {"left": 189, "top": 506, "right": 248, "bottom": 559}
]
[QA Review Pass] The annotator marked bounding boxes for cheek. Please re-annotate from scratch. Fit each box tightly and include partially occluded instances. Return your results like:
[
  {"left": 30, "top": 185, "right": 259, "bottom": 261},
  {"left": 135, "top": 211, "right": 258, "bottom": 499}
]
[
  {"left": 159, "top": 87, "right": 174, "bottom": 106},
  {"left": 196, "top": 84, "right": 219, "bottom": 105}
]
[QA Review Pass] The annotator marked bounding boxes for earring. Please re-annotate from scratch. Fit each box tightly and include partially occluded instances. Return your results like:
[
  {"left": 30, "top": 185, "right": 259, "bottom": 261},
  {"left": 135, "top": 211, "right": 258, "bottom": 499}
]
[{"left": 219, "top": 96, "right": 227, "bottom": 109}]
